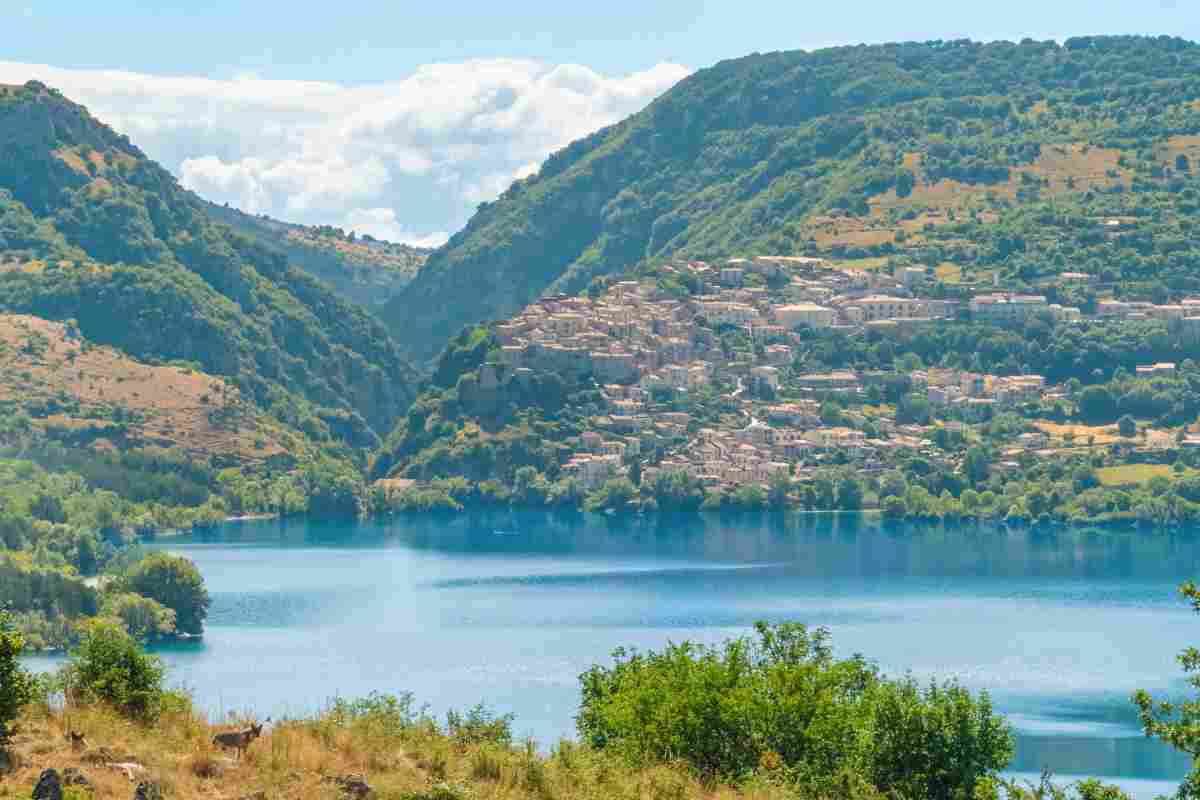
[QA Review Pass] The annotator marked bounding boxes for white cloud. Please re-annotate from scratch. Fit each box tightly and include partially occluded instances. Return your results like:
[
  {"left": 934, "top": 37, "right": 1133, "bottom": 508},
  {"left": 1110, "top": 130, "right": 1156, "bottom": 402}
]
[
  {"left": 0, "top": 58, "right": 690, "bottom": 244},
  {"left": 342, "top": 208, "right": 449, "bottom": 249}
]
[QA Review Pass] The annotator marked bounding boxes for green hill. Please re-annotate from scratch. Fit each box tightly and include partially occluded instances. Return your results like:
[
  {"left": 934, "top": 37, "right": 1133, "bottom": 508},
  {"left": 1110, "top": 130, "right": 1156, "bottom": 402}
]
[
  {"left": 0, "top": 80, "right": 418, "bottom": 444},
  {"left": 205, "top": 203, "right": 431, "bottom": 308},
  {"left": 384, "top": 36, "right": 1200, "bottom": 363}
]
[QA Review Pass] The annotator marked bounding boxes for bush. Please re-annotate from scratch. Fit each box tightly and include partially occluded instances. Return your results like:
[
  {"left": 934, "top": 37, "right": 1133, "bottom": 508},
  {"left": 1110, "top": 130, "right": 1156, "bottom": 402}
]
[
  {"left": 322, "top": 691, "right": 422, "bottom": 740},
  {"left": 119, "top": 553, "right": 209, "bottom": 635},
  {"left": 871, "top": 678, "right": 1012, "bottom": 800},
  {"left": 578, "top": 621, "right": 1012, "bottom": 794},
  {"left": 0, "top": 612, "right": 36, "bottom": 743},
  {"left": 445, "top": 703, "right": 515, "bottom": 749},
  {"left": 64, "top": 620, "right": 171, "bottom": 721},
  {"left": 101, "top": 592, "right": 176, "bottom": 640}
]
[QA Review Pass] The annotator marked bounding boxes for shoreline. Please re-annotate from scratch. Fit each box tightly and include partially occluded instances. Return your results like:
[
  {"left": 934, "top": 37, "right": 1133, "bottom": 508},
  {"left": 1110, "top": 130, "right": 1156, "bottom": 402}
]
[{"left": 203, "top": 504, "right": 1196, "bottom": 537}]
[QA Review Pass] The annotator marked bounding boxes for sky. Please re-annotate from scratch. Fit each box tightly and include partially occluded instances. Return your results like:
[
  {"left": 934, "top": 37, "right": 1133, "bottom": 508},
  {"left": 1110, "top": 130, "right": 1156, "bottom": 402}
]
[{"left": 1, "top": 0, "right": 1196, "bottom": 246}]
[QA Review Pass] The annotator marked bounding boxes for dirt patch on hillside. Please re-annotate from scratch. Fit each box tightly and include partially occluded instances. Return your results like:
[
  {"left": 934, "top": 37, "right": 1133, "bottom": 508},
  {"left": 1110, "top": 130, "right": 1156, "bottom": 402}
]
[{"left": 0, "top": 314, "right": 286, "bottom": 461}]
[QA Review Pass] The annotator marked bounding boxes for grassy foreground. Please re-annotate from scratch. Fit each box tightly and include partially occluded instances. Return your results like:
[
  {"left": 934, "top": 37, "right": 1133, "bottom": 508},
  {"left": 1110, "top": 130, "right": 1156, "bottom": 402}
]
[{"left": 1, "top": 702, "right": 792, "bottom": 800}]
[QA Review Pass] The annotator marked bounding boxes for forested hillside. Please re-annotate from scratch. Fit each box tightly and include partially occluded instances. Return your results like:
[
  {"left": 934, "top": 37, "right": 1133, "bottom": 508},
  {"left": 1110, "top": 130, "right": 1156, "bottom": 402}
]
[
  {"left": 385, "top": 36, "right": 1200, "bottom": 362},
  {"left": 206, "top": 203, "right": 431, "bottom": 308},
  {"left": 0, "top": 81, "right": 418, "bottom": 441},
  {"left": 0, "top": 81, "right": 422, "bottom": 645}
]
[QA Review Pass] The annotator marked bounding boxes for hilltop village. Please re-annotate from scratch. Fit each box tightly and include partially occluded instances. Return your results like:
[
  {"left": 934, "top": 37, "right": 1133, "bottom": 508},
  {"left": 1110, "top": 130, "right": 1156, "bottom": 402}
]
[{"left": 468, "top": 252, "right": 1200, "bottom": 506}]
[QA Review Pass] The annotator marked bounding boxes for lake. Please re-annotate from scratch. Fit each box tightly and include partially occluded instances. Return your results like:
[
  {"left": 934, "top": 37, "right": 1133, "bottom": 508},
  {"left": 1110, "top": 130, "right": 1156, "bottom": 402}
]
[{"left": 29, "top": 511, "right": 1199, "bottom": 796}]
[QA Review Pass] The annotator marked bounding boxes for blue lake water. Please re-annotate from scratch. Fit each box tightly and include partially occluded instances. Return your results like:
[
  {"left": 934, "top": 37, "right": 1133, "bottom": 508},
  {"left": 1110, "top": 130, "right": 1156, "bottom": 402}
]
[{"left": 28, "top": 512, "right": 1199, "bottom": 796}]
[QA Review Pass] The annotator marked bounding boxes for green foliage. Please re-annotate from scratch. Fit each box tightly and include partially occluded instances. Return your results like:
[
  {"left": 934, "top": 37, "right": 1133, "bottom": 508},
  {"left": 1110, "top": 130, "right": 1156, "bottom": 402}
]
[
  {"left": 385, "top": 36, "right": 1200, "bottom": 363},
  {"left": 445, "top": 703, "right": 515, "bottom": 749},
  {"left": 64, "top": 620, "right": 170, "bottom": 721},
  {"left": 1118, "top": 414, "right": 1137, "bottom": 438},
  {"left": 1079, "top": 386, "right": 1117, "bottom": 423},
  {"left": 870, "top": 678, "right": 1012, "bottom": 800},
  {"left": 578, "top": 621, "right": 1012, "bottom": 792},
  {"left": 1136, "top": 581, "right": 1200, "bottom": 800},
  {"left": 320, "top": 691, "right": 425, "bottom": 743},
  {"left": 0, "top": 611, "right": 35, "bottom": 743},
  {"left": 100, "top": 592, "right": 176, "bottom": 641},
  {"left": 118, "top": 553, "right": 209, "bottom": 636},
  {"left": 584, "top": 478, "right": 636, "bottom": 513},
  {"left": 0, "top": 90, "right": 418, "bottom": 444},
  {"left": 204, "top": 202, "right": 430, "bottom": 308}
]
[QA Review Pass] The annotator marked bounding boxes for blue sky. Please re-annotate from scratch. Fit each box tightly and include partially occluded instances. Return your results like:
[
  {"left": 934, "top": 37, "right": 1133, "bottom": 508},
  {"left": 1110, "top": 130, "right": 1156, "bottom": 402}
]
[
  {"left": 2, "top": 0, "right": 1196, "bottom": 244},
  {"left": 6, "top": 0, "right": 1195, "bottom": 81}
]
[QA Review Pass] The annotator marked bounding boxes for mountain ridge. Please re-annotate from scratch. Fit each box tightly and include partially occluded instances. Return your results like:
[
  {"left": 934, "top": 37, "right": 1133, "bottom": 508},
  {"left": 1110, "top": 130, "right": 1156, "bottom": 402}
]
[
  {"left": 383, "top": 35, "right": 1200, "bottom": 364},
  {"left": 0, "top": 80, "right": 418, "bottom": 445},
  {"left": 204, "top": 202, "right": 432, "bottom": 308}
]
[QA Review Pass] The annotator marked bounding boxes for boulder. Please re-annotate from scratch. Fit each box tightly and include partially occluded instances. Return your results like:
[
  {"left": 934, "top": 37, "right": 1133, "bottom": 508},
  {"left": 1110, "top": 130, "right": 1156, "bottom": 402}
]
[
  {"left": 323, "top": 774, "right": 372, "bottom": 799},
  {"left": 132, "top": 781, "right": 163, "bottom": 800},
  {"left": 32, "top": 769, "right": 62, "bottom": 800},
  {"left": 62, "top": 768, "right": 92, "bottom": 790}
]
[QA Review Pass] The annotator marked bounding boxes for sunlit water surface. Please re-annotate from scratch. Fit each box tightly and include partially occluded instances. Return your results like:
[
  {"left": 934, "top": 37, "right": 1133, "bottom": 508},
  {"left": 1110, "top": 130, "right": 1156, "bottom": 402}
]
[{"left": 26, "top": 512, "right": 1200, "bottom": 797}]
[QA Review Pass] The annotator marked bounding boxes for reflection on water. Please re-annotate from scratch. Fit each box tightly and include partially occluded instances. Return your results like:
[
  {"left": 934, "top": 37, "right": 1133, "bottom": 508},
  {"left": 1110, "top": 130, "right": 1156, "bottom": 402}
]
[{"left": 33, "top": 511, "right": 1200, "bottom": 796}]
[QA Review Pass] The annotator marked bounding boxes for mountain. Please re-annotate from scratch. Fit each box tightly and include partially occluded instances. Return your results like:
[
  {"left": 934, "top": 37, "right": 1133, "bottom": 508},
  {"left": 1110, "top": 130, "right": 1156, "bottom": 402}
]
[
  {"left": 205, "top": 203, "right": 431, "bottom": 308},
  {"left": 383, "top": 36, "right": 1200, "bottom": 363},
  {"left": 0, "top": 80, "right": 418, "bottom": 446}
]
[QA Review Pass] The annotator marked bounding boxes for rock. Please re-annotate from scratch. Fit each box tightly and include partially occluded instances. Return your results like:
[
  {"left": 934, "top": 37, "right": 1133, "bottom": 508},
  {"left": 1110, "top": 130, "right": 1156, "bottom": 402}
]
[
  {"left": 132, "top": 781, "right": 163, "bottom": 800},
  {"left": 62, "top": 768, "right": 92, "bottom": 790},
  {"left": 32, "top": 769, "right": 63, "bottom": 800},
  {"left": 109, "top": 763, "right": 147, "bottom": 782},
  {"left": 323, "top": 775, "right": 372, "bottom": 799}
]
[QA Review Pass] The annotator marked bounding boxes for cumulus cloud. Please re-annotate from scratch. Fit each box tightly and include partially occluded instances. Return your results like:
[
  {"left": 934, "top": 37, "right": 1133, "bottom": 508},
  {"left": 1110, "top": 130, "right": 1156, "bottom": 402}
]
[
  {"left": 342, "top": 208, "right": 450, "bottom": 249},
  {"left": 0, "top": 59, "right": 689, "bottom": 246}
]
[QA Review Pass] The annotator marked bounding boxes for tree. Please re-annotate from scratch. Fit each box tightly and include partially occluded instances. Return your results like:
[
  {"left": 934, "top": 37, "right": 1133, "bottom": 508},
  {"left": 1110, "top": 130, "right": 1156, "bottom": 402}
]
[
  {"left": 871, "top": 678, "right": 1012, "bottom": 800},
  {"left": 897, "top": 393, "right": 932, "bottom": 425},
  {"left": 1136, "top": 582, "right": 1200, "bottom": 800},
  {"left": 584, "top": 478, "right": 636, "bottom": 513},
  {"left": 120, "top": 553, "right": 210, "bottom": 636},
  {"left": 767, "top": 471, "right": 792, "bottom": 508},
  {"left": 101, "top": 593, "right": 177, "bottom": 641},
  {"left": 512, "top": 465, "right": 548, "bottom": 506},
  {"left": 66, "top": 621, "right": 167, "bottom": 721},
  {"left": 964, "top": 447, "right": 991, "bottom": 485},
  {"left": 577, "top": 622, "right": 1012, "bottom": 793},
  {"left": 882, "top": 495, "right": 908, "bottom": 519},
  {"left": 837, "top": 476, "right": 864, "bottom": 510},
  {"left": 1078, "top": 386, "right": 1117, "bottom": 423},
  {"left": 1118, "top": 414, "right": 1137, "bottom": 438},
  {"left": 0, "top": 612, "right": 35, "bottom": 744}
]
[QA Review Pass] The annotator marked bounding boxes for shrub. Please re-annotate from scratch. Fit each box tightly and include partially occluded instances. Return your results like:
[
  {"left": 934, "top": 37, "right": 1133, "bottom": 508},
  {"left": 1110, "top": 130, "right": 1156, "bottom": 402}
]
[
  {"left": 119, "top": 553, "right": 209, "bottom": 635},
  {"left": 322, "top": 691, "right": 423, "bottom": 740},
  {"left": 101, "top": 592, "right": 176, "bottom": 640},
  {"left": 578, "top": 621, "right": 1012, "bottom": 795},
  {"left": 470, "top": 746, "right": 504, "bottom": 781},
  {"left": 64, "top": 620, "right": 171, "bottom": 721},
  {"left": 445, "top": 703, "right": 514, "bottom": 749},
  {"left": 0, "top": 611, "right": 36, "bottom": 743},
  {"left": 871, "top": 677, "right": 1012, "bottom": 800}
]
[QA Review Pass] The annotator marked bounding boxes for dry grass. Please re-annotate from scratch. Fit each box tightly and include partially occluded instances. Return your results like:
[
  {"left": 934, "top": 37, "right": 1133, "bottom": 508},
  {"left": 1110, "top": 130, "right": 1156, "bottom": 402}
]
[
  {"left": 1, "top": 705, "right": 794, "bottom": 800},
  {"left": 1157, "top": 135, "right": 1200, "bottom": 169},
  {"left": 833, "top": 256, "right": 891, "bottom": 271},
  {"left": 835, "top": 142, "right": 1135, "bottom": 255},
  {"left": 1033, "top": 421, "right": 1122, "bottom": 446},
  {"left": 0, "top": 314, "right": 288, "bottom": 461},
  {"left": 1095, "top": 464, "right": 1179, "bottom": 487}
]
